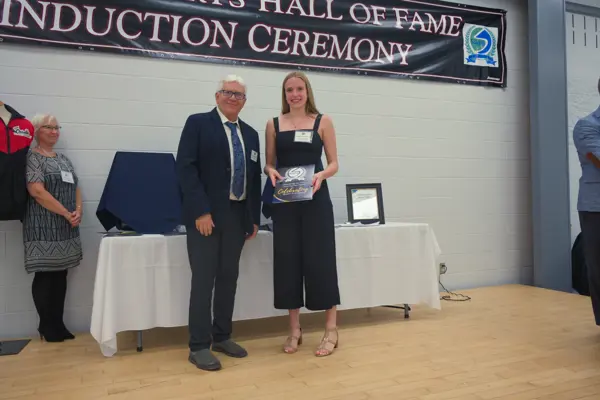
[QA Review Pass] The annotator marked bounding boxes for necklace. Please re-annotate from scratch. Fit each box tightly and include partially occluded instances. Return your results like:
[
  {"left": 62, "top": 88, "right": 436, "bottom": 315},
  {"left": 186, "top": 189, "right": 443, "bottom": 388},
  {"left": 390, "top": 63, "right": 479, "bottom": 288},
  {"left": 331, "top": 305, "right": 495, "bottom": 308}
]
[
  {"left": 37, "top": 146, "right": 68, "bottom": 173},
  {"left": 36, "top": 146, "right": 55, "bottom": 157},
  {"left": 288, "top": 114, "right": 307, "bottom": 129}
]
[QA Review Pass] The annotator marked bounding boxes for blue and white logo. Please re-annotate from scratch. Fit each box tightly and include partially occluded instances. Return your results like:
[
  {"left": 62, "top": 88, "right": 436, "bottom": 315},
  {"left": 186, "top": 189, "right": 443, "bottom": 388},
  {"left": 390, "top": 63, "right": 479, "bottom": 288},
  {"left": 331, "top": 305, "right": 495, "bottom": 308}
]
[{"left": 463, "top": 23, "right": 498, "bottom": 67}]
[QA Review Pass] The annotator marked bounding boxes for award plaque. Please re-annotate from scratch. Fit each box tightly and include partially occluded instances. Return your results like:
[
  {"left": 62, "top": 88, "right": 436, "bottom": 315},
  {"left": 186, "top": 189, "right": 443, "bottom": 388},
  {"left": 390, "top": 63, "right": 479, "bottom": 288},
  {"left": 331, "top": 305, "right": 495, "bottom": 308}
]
[
  {"left": 273, "top": 164, "right": 315, "bottom": 203},
  {"left": 345, "top": 183, "right": 385, "bottom": 224}
]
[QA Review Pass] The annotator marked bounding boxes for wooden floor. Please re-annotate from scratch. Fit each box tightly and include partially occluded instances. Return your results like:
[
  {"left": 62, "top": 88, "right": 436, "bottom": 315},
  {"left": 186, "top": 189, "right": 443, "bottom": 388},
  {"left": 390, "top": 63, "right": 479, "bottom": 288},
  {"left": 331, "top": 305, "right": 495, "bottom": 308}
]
[{"left": 2, "top": 284, "right": 600, "bottom": 400}]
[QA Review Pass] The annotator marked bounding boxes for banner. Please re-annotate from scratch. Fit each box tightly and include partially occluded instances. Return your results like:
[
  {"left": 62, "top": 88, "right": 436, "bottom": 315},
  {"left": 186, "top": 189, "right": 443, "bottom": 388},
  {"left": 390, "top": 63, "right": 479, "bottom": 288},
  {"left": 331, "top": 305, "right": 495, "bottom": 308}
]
[{"left": 0, "top": 0, "right": 507, "bottom": 87}]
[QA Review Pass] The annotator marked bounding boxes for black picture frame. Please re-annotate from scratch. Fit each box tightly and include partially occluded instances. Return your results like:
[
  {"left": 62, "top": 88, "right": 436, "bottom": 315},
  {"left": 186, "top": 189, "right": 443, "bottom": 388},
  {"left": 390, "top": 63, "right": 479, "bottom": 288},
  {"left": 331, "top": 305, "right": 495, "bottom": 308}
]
[{"left": 345, "top": 183, "right": 385, "bottom": 224}]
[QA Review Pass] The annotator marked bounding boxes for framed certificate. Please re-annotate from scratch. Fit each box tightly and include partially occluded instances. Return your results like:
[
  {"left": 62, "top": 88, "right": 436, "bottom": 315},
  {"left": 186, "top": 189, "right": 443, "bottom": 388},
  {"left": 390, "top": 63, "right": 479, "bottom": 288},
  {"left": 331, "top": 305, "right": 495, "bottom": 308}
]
[{"left": 345, "top": 183, "right": 385, "bottom": 224}]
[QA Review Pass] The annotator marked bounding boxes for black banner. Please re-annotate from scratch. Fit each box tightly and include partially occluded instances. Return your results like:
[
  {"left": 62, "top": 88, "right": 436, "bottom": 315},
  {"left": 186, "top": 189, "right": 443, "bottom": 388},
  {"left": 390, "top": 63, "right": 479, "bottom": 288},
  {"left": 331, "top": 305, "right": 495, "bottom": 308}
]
[{"left": 0, "top": 0, "right": 507, "bottom": 87}]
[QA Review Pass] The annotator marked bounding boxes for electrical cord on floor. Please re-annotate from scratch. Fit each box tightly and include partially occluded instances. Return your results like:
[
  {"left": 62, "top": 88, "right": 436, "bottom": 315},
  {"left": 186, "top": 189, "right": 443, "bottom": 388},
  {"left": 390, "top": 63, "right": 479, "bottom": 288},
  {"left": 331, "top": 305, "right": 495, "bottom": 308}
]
[{"left": 439, "top": 279, "right": 471, "bottom": 301}]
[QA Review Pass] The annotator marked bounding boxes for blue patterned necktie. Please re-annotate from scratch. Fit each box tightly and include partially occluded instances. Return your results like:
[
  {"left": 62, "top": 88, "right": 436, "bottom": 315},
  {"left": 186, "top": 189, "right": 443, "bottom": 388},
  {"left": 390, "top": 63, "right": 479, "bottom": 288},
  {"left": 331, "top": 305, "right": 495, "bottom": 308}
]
[{"left": 225, "top": 121, "right": 245, "bottom": 198}]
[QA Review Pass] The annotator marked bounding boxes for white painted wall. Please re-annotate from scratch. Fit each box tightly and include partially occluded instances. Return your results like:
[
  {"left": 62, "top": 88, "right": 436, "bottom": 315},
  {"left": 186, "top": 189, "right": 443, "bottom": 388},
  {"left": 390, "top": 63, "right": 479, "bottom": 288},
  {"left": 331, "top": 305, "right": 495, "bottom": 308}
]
[
  {"left": 0, "top": 0, "right": 530, "bottom": 339},
  {"left": 567, "top": 10, "right": 600, "bottom": 244}
]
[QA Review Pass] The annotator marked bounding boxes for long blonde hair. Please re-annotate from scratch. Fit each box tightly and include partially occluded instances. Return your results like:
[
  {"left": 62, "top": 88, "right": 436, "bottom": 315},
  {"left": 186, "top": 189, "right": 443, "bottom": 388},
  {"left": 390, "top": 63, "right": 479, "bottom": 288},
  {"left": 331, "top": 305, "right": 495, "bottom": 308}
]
[{"left": 281, "top": 72, "right": 320, "bottom": 115}]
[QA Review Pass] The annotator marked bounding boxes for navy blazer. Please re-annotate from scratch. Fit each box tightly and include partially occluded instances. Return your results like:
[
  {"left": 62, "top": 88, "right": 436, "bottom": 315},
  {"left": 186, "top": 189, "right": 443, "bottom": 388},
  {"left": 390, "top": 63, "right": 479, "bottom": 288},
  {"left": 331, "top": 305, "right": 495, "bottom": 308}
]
[
  {"left": 175, "top": 107, "right": 262, "bottom": 234},
  {"left": 574, "top": 105, "right": 600, "bottom": 212}
]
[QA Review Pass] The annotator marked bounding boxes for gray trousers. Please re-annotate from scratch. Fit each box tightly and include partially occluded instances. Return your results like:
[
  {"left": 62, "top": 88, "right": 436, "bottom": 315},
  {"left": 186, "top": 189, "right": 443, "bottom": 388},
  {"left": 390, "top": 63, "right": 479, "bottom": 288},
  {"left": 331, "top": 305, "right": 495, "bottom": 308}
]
[
  {"left": 186, "top": 201, "right": 246, "bottom": 351},
  {"left": 578, "top": 211, "right": 600, "bottom": 326}
]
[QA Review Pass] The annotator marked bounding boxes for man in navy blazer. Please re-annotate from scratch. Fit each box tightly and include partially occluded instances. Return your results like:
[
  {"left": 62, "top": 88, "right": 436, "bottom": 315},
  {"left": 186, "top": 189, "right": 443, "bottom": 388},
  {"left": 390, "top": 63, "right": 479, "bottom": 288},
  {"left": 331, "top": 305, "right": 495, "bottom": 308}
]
[
  {"left": 573, "top": 76, "right": 600, "bottom": 327},
  {"left": 175, "top": 75, "right": 261, "bottom": 371}
]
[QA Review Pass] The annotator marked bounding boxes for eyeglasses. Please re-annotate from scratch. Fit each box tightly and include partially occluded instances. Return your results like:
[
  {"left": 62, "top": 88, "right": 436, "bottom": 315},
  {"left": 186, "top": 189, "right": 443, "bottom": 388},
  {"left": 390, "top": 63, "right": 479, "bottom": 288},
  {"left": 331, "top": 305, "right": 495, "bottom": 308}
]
[
  {"left": 41, "top": 125, "right": 61, "bottom": 131},
  {"left": 218, "top": 90, "right": 246, "bottom": 100}
]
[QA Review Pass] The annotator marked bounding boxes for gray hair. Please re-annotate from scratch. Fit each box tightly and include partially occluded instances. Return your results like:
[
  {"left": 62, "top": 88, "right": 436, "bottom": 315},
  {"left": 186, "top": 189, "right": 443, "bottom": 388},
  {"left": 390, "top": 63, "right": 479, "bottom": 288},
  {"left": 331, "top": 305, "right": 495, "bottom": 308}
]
[
  {"left": 30, "top": 113, "right": 58, "bottom": 136},
  {"left": 598, "top": 76, "right": 600, "bottom": 95},
  {"left": 217, "top": 74, "right": 247, "bottom": 93}
]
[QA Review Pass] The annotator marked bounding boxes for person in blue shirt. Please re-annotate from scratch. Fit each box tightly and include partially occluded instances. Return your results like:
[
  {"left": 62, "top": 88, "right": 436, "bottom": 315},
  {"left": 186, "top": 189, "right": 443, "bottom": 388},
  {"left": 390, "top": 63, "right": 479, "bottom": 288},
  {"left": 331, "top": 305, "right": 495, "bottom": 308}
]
[{"left": 573, "top": 76, "right": 600, "bottom": 327}]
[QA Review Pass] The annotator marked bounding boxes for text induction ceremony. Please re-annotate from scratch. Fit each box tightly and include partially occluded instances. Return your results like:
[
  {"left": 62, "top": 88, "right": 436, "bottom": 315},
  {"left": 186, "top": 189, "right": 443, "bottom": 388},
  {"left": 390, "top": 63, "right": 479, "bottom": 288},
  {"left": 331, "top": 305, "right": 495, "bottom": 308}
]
[
  {"left": 0, "top": 0, "right": 507, "bottom": 86},
  {"left": 0, "top": 0, "right": 519, "bottom": 381}
]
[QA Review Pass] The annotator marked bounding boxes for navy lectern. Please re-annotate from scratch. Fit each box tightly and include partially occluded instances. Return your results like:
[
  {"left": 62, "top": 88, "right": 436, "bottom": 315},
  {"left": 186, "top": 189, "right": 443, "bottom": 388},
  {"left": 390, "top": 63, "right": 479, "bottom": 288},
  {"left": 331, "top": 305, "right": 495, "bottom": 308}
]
[{"left": 96, "top": 151, "right": 182, "bottom": 234}]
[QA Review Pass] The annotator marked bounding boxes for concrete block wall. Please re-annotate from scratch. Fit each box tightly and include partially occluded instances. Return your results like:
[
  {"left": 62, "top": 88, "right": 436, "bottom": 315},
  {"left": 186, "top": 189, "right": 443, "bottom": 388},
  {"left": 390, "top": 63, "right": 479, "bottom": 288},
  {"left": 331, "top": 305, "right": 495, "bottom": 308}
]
[{"left": 0, "top": 0, "right": 529, "bottom": 338}]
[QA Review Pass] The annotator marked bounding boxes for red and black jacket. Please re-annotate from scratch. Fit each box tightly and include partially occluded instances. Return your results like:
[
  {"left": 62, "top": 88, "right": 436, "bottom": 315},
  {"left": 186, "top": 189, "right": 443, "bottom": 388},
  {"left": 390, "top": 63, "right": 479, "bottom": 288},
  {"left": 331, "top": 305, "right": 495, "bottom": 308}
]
[{"left": 0, "top": 104, "right": 34, "bottom": 221}]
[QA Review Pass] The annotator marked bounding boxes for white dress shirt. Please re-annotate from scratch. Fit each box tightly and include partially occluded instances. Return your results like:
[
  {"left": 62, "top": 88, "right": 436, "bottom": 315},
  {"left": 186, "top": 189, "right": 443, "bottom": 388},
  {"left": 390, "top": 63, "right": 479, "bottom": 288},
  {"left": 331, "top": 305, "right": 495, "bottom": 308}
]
[{"left": 216, "top": 107, "right": 247, "bottom": 201}]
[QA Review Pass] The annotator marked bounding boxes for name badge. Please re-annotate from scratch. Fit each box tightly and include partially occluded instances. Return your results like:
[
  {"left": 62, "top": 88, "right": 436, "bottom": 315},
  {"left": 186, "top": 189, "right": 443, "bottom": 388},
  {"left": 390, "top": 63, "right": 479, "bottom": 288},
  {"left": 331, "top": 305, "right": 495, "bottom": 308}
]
[
  {"left": 294, "top": 130, "right": 313, "bottom": 144},
  {"left": 61, "top": 171, "right": 74, "bottom": 184},
  {"left": 251, "top": 150, "right": 258, "bottom": 162}
]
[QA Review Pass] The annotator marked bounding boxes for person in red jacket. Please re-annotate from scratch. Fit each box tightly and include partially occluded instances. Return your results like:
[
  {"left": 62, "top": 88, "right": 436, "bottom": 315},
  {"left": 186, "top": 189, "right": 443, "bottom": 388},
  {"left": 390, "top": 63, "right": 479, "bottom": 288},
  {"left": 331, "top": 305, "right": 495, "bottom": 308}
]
[{"left": 0, "top": 102, "right": 35, "bottom": 221}]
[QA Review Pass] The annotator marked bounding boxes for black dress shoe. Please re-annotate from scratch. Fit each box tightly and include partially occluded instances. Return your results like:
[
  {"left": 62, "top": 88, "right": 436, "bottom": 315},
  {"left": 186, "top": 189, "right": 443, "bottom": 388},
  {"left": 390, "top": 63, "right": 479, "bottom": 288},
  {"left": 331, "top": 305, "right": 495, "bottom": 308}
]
[
  {"left": 212, "top": 340, "right": 248, "bottom": 358},
  {"left": 38, "top": 329, "right": 64, "bottom": 343},
  {"left": 61, "top": 327, "right": 75, "bottom": 340},
  {"left": 189, "top": 349, "right": 222, "bottom": 371}
]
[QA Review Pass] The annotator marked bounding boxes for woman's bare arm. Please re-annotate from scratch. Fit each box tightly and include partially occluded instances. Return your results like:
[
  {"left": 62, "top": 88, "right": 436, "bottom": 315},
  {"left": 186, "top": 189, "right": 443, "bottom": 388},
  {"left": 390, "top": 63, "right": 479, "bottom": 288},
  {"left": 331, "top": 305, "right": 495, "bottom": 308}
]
[{"left": 319, "top": 114, "right": 339, "bottom": 179}]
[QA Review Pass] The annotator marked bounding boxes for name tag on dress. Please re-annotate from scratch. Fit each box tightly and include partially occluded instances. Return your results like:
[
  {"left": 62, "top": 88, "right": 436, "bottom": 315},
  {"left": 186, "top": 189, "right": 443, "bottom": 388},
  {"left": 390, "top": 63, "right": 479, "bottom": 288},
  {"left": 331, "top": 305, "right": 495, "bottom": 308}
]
[
  {"left": 294, "top": 130, "right": 313, "bottom": 144},
  {"left": 61, "top": 171, "right": 74, "bottom": 184}
]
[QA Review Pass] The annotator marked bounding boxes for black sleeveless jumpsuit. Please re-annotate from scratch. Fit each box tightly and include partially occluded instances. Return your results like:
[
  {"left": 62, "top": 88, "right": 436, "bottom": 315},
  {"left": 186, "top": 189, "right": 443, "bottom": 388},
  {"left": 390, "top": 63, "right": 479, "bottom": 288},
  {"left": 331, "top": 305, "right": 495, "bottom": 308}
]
[{"left": 271, "top": 114, "right": 341, "bottom": 311}]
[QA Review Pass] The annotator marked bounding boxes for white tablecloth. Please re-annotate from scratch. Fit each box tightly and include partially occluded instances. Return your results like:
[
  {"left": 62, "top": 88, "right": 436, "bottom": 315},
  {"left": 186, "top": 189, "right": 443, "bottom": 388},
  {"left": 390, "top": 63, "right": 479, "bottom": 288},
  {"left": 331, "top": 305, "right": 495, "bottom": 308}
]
[{"left": 90, "top": 222, "right": 441, "bottom": 357}]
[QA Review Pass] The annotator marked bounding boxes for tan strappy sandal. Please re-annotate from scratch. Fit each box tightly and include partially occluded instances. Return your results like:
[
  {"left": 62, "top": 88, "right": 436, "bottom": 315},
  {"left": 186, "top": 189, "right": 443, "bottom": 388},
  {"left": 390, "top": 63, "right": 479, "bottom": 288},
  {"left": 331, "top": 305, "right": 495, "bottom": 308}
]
[
  {"left": 315, "top": 327, "right": 338, "bottom": 357},
  {"left": 283, "top": 328, "right": 302, "bottom": 354}
]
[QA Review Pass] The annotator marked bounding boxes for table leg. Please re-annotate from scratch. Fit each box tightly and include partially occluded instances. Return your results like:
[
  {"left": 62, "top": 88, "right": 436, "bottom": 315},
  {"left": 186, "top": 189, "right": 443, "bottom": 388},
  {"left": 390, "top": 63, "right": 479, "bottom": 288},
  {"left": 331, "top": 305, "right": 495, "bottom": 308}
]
[
  {"left": 137, "top": 331, "right": 143, "bottom": 352},
  {"left": 382, "top": 304, "right": 411, "bottom": 318}
]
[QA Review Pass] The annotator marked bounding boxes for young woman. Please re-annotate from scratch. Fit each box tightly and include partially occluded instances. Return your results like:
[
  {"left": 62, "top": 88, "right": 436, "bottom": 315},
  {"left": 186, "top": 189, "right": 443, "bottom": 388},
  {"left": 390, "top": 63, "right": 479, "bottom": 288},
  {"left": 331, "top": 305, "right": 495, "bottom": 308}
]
[{"left": 264, "top": 72, "right": 341, "bottom": 357}]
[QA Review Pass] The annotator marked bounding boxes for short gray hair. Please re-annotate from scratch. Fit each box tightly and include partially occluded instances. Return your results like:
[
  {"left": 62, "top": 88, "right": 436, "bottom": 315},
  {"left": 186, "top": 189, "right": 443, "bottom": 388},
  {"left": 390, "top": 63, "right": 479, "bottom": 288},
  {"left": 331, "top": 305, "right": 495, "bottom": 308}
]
[
  {"left": 217, "top": 74, "right": 246, "bottom": 93},
  {"left": 30, "top": 113, "right": 57, "bottom": 134}
]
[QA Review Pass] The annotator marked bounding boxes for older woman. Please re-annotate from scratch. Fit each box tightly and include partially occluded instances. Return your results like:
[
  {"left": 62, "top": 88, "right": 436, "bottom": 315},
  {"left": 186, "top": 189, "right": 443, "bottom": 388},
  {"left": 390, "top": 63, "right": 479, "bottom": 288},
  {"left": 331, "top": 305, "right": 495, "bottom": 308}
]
[{"left": 23, "top": 114, "right": 83, "bottom": 342}]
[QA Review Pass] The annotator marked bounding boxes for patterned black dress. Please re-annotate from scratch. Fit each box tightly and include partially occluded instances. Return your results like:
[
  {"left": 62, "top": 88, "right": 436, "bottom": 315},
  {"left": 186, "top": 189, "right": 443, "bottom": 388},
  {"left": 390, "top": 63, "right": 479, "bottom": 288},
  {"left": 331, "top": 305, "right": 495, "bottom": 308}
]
[{"left": 23, "top": 150, "right": 82, "bottom": 273}]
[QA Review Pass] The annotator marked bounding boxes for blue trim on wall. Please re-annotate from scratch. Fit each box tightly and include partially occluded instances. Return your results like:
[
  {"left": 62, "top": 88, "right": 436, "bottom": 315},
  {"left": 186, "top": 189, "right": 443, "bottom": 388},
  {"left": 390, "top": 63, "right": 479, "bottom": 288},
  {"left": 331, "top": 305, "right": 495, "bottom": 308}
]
[{"left": 566, "top": 1, "right": 600, "bottom": 18}]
